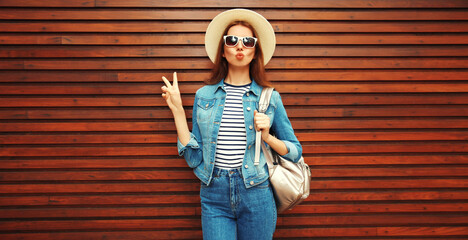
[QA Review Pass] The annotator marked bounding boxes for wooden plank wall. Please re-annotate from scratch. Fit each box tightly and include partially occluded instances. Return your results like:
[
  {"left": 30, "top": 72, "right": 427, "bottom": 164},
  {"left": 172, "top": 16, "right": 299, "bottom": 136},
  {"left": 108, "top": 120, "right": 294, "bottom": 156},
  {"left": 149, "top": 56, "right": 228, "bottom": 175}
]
[{"left": 0, "top": 0, "right": 467, "bottom": 239}]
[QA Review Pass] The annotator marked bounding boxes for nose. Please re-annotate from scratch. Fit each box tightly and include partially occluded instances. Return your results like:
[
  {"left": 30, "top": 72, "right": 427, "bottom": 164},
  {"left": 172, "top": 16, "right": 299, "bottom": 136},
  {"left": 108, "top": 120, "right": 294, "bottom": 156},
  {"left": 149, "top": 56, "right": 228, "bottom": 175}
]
[{"left": 236, "top": 41, "right": 244, "bottom": 51}]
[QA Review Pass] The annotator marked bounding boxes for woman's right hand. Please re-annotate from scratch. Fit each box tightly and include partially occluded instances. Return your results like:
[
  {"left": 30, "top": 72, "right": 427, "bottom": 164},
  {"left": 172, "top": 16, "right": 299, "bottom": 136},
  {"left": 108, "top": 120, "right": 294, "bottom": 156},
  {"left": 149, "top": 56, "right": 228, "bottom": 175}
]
[
  {"left": 162, "top": 72, "right": 184, "bottom": 113},
  {"left": 161, "top": 72, "right": 191, "bottom": 146}
]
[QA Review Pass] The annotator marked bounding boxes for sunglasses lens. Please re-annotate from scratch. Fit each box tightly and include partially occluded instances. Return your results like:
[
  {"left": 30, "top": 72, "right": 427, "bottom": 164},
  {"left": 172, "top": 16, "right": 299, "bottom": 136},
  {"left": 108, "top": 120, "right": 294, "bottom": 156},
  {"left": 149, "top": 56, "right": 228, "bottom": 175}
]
[
  {"left": 243, "top": 37, "right": 256, "bottom": 48},
  {"left": 225, "top": 36, "right": 238, "bottom": 47}
]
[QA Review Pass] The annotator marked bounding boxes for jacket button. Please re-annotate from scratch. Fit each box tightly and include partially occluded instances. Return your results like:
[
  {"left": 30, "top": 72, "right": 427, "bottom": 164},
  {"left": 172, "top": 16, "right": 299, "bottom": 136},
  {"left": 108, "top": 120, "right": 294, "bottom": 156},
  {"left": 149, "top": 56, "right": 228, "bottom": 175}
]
[
  {"left": 247, "top": 107, "right": 251, "bottom": 111},
  {"left": 250, "top": 181, "right": 254, "bottom": 185},
  {"left": 205, "top": 103, "right": 209, "bottom": 108},
  {"left": 246, "top": 93, "right": 250, "bottom": 97},
  {"left": 245, "top": 164, "right": 249, "bottom": 169},
  {"left": 249, "top": 125, "right": 253, "bottom": 130}
]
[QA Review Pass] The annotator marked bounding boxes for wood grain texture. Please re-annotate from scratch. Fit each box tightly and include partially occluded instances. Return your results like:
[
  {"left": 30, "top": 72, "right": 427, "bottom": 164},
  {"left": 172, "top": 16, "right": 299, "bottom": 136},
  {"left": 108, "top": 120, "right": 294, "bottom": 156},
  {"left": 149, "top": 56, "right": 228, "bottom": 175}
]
[
  {"left": 1, "top": 22, "right": 467, "bottom": 33},
  {"left": 3, "top": 46, "right": 468, "bottom": 58},
  {"left": 2, "top": 9, "right": 468, "bottom": 20},
  {"left": 2, "top": 33, "right": 468, "bottom": 45},
  {"left": 0, "top": 2, "right": 467, "bottom": 240},
  {"left": 4, "top": 0, "right": 467, "bottom": 8}
]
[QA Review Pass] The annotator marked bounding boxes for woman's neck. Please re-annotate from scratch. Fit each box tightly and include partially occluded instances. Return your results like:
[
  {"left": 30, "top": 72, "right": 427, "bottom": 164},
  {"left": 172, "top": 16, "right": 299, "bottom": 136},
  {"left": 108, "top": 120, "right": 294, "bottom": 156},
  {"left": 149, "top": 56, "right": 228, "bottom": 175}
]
[{"left": 225, "top": 66, "right": 251, "bottom": 86}]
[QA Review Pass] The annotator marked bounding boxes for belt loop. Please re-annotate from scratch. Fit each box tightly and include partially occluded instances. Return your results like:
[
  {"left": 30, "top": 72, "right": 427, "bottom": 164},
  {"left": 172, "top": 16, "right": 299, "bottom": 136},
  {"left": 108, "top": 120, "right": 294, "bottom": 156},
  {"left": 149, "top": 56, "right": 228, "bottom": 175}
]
[
  {"left": 213, "top": 167, "right": 221, "bottom": 177},
  {"left": 237, "top": 167, "right": 243, "bottom": 178}
]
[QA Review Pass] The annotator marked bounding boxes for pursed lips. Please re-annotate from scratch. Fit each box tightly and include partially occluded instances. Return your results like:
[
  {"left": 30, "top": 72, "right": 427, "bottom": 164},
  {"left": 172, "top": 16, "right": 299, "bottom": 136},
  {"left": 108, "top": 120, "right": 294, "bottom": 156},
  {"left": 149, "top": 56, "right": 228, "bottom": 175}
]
[{"left": 236, "top": 53, "right": 244, "bottom": 59}]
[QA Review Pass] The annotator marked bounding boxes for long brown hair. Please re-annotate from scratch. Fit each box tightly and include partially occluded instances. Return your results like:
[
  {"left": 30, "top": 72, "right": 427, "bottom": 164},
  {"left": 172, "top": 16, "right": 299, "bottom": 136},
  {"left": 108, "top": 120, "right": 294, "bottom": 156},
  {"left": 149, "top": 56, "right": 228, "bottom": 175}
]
[{"left": 205, "top": 21, "right": 272, "bottom": 87}]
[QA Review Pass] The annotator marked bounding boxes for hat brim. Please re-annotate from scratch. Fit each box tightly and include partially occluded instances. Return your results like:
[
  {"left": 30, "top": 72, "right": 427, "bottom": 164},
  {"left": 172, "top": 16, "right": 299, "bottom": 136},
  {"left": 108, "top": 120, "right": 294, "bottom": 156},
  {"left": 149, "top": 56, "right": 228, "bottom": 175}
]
[{"left": 205, "top": 9, "right": 276, "bottom": 66}]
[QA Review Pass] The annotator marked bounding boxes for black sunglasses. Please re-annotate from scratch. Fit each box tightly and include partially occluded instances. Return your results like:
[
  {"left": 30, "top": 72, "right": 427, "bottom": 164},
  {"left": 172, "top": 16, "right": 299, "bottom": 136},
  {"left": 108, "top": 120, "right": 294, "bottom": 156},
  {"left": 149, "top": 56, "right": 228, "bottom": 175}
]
[{"left": 223, "top": 35, "right": 258, "bottom": 48}]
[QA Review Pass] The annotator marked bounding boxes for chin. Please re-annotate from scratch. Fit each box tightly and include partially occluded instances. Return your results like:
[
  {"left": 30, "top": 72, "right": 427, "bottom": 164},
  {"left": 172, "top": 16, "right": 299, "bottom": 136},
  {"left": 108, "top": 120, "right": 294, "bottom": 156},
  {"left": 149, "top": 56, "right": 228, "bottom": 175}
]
[{"left": 228, "top": 59, "right": 253, "bottom": 68}]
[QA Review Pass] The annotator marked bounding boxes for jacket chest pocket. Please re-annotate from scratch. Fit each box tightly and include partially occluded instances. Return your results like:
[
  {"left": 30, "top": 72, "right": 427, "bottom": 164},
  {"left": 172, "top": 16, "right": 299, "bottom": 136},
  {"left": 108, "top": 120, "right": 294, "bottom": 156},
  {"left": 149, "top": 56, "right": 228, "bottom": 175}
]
[{"left": 196, "top": 98, "right": 216, "bottom": 124}]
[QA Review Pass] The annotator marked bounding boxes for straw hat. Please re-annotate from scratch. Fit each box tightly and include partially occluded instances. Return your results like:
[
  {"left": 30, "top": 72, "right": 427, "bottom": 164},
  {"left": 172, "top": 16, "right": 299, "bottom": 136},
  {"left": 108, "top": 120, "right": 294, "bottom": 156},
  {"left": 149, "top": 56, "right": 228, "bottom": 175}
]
[{"left": 204, "top": 8, "right": 276, "bottom": 65}]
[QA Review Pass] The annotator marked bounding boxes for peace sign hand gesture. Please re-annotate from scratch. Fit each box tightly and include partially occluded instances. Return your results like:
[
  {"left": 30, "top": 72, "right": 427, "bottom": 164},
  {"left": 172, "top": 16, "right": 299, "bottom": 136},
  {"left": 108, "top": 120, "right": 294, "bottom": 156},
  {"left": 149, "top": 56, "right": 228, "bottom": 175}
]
[{"left": 162, "top": 72, "right": 184, "bottom": 113}]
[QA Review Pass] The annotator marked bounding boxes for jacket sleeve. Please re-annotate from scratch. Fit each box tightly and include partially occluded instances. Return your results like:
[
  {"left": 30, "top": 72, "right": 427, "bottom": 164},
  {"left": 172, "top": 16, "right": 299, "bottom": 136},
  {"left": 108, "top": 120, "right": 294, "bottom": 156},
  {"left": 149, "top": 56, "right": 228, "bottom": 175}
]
[
  {"left": 177, "top": 94, "right": 203, "bottom": 168},
  {"left": 270, "top": 91, "right": 303, "bottom": 163}
]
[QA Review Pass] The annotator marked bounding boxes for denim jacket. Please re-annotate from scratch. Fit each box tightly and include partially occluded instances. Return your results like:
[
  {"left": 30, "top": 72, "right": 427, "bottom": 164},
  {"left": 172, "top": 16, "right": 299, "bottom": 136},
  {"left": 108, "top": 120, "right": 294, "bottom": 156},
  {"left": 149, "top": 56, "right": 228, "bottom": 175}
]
[{"left": 177, "top": 79, "right": 302, "bottom": 189}]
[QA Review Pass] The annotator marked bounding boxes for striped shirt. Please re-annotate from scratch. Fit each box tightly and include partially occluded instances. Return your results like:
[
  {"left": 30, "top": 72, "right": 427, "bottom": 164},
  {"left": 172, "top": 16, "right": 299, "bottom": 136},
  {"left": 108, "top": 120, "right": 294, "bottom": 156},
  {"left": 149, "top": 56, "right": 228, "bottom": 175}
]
[{"left": 214, "top": 83, "right": 251, "bottom": 170}]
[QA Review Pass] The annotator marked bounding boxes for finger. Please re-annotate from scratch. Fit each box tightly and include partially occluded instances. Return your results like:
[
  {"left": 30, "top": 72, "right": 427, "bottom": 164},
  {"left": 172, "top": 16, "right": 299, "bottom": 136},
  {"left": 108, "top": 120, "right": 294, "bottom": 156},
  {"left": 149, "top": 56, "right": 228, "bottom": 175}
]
[
  {"left": 162, "top": 76, "right": 172, "bottom": 88},
  {"left": 162, "top": 93, "right": 171, "bottom": 101},
  {"left": 254, "top": 110, "right": 258, "bottom": 116},
  {"left": 173, "top": 72, "right": 178, "bottom": 88},
  {"left": 258, "top": 125, "right": 268, "bottom": 132},
  {"left": 257, "top": 121, "right": 267, "bottom": 127},
  {"left": 256, "top": 118, "right": 265, "bottom": 126},
  {"left": 254, "top": 114, "right": 266, "bottom": 123}
]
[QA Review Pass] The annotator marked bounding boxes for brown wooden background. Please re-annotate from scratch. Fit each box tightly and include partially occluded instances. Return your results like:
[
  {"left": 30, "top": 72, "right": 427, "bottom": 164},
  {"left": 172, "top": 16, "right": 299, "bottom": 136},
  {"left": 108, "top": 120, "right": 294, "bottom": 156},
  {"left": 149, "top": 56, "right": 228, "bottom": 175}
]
[{"left": 0, "top": 0, "right": 467, "bottom": 239}]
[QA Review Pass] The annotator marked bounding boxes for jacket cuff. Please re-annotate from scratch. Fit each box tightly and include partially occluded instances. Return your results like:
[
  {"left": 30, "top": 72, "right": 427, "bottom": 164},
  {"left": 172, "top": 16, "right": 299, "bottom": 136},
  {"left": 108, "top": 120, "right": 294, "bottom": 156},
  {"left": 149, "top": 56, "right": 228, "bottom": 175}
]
[
  {"left": 177, "top": 133, "right": 199, "bottom": 156},
  {"left": 281, "top": 140, "right": 300, "bottom": 163}
]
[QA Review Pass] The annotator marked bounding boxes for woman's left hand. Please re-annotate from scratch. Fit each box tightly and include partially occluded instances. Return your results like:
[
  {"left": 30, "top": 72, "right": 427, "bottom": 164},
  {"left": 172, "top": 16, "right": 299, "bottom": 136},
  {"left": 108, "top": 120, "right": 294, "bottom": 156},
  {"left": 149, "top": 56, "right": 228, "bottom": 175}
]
[{"left": 254, "top": 110, "right": 271, "bottom": 141}]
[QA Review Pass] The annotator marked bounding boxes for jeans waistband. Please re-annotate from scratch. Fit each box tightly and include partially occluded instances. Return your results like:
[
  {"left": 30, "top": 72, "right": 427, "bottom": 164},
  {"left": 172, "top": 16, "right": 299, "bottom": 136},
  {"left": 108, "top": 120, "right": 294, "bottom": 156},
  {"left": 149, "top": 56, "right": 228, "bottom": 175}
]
[{"left": 213, "top": 167, "right": 243, "bottom": 178}]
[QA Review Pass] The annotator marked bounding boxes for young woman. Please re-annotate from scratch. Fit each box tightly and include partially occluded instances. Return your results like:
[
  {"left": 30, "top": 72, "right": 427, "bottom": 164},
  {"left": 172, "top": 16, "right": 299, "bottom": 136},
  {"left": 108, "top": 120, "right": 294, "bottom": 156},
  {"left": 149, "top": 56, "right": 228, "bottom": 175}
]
[{"left": 161, "top": 9, "right": 302, "bottom": 240}]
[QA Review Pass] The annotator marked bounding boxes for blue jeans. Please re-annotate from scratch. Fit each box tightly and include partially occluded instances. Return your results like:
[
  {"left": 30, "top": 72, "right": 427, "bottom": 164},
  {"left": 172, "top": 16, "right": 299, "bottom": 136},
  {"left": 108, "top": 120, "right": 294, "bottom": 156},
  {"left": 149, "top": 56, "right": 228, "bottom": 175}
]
[{"left": 200, "top": 167, "right": 277, "bottom": 240}]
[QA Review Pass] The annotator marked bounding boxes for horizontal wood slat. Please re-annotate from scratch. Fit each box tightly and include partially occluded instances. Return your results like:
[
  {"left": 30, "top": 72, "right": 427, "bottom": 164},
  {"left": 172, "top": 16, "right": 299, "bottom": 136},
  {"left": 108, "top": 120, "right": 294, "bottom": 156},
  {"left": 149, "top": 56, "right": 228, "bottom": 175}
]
[
  {"left": 1, "top": 58, "right": 467, "bottom": 70},
  {"left": 1, "top": 167, "right": 467, "bottom": 182},
  {"left": 0, "top": 206, "right": 201, "bottom": 218},
  {"left": 1, "top": 106, "right": 466, "bottom": 120},
  {"left": 1, "top": 180, "right": 467, "bottom": 194},
  {"left": 1, "top": 131, "right": 467, "bottom": 144},
  {"left": 1, "top": 215, "right": 468, "bottom": 231},
  {"left": 289, "top": 202, "right": 468, "bottom": 214},
  {"left": 2, "top": 9, "right": 468, "bottom": 20},
  {"left": 2, "top": 0, "right": 468, "bottom": 8},
  {"left": 1, "top": 22, "right": 467, "bottom": 33},
  {"left": 0, "top": 194, "right": 201, "bottom": 206},
  {"left": 2, "top": 119, "right": 467, "bottom": 132},
  {"left": 0, "top": 231, "right": 468, "bottom": 240},
  {"left": 1, "top": 1, "right": 467, "bottom": 239},
  {"left": 2, "top": 191, "right": 467, "bottom": 207},
  {"left": 0, "top": 231, "right": 204, "bottom": 240},
  {"left": 0, "top": 0, "right": 95, "bottom": 7},
  {"left": 3, "top": 46, "right": 468, "bottom": 57},
  {"left": 306, "top": 191, "right": 468, "bottom": 201},
  {"left": 0, "top": 158, "right": 190, "bottom": 169},
  {"left": 1, "top": 155, "right": 466, "bottom": 170},
  {"left": 1, "top": 142, "right": 466, "bottom": 156},
  {"left": 2, "top": 95, "right": 468, "bottom": 108},
  {"left": 2, "top": 33, "right": 468, "bottom": 45},
  {"left": 1, "top": 70, "right": 467, "bottom": 82},
  {"left": 1, "top": 203, "right": 466, "bottom": 219},
  {"left": 274, "top": 227, "right": 468, "bottom": 238},
  {"left": 1, "top": 83, "right": 467, "bottom": 94},
  {"left": 0, "top": 182, "right": 201, "bottom": 194},
  {"left": 307, "top": 155, "right": 468, "bottom": 166}
]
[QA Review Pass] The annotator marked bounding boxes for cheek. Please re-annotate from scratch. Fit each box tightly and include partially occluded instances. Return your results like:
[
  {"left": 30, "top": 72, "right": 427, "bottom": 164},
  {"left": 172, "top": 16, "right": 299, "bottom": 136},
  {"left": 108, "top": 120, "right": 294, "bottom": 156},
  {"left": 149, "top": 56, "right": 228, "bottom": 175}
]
[
  {"left": 223, "top": 46, "right": 234, "bottom": 57},
  {"left": 245, "top": 49, "right": 255, "bottom": 59}
]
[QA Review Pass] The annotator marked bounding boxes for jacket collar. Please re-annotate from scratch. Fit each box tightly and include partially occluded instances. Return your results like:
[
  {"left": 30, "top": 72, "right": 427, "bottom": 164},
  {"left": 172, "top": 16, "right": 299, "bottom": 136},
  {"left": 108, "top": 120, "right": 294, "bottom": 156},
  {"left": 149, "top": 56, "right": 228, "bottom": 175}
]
[{"left": 213, "top": 78, "right": 262, "bottom": 97}]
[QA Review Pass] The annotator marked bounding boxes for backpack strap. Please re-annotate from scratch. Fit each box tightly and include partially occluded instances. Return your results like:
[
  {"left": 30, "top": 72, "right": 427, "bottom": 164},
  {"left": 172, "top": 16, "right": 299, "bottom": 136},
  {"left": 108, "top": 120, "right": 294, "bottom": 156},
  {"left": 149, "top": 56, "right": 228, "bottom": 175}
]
[{"left": 254, "top": 87, "right": 274, "bottom": 165}]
